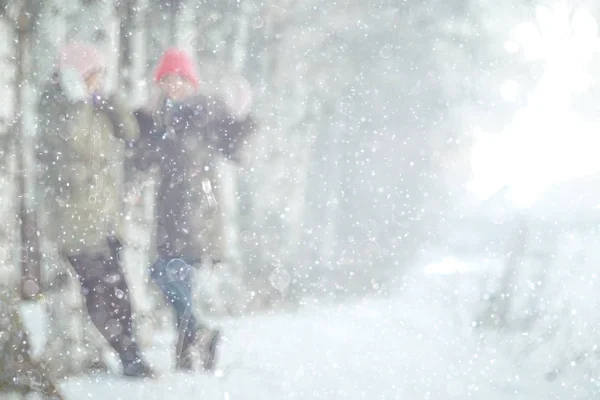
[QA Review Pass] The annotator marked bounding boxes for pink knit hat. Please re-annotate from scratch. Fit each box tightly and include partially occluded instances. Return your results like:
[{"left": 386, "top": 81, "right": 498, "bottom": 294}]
[
  {"left": 58, "top": 43, "right": 106, "bottom": 80},
  {"left": 154, "top": 48, "right": 200, "bottom": 88}
]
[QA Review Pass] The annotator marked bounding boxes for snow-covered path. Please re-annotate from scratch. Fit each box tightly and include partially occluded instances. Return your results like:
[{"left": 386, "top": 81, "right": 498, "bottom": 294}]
[{"left": 57, "top": 292, "right": 598, "bottom": 400}]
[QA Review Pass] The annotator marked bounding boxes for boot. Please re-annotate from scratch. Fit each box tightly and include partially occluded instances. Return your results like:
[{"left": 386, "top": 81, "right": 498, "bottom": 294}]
[
  {"left": 175, "top": 330, "right": 195, "bottom": 371},
  {"left": 123, "top": 359, "right": 157, "bottom": 379},
  {"left": 120, "top": 344, "right": 157, "bottom": 379},
  {"left": 175, "top": 328, "right": 221, "bottom": 372},
  {"left": 199, "top": 328, "right": 221, "bottom": 372}
]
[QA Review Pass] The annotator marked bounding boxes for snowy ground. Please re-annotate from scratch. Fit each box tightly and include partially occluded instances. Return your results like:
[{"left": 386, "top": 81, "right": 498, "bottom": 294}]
[{"left": 51, "top": 271, "right": 600, "bottom": 400}]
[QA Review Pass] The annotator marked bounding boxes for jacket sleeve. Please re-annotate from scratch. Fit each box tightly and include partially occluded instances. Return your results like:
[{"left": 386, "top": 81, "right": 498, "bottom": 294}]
[
  {"left": 102, "top": 93, "right": 140, "bottom": 143},
  {"left": 130, "top": 109, "right": 163, "bottom": 172},
  {"left": 205, "top": 96, "right": 259, "bottom": 162},
  {"left": 36, "top": 88, "right": 62, "bottom": 165},
  {"left": 36, "top": 84, "right": 86, "bottom": 165}
]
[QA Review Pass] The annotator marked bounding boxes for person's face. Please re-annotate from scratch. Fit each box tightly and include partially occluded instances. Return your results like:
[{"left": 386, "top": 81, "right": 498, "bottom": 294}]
[
  {"left": 158, "top": 74, "right": 195, "bottom": 101},
  {"left": 85, "top": 69, "right": 105, "bottom": 94}
]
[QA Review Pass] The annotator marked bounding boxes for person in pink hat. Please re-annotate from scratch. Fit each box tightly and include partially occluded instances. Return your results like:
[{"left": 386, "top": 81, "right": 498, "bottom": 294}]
[
  {"left": 132, "top": 48, "right": 258, "bottom": 372},
  {"left": 36, "top": 42, "right": 155, "bottom": 378}
]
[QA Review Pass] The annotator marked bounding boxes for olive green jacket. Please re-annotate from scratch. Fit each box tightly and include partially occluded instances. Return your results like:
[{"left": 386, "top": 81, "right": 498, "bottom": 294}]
[{"left": 36, "top": 75, "right": 139, "bottom": 257}]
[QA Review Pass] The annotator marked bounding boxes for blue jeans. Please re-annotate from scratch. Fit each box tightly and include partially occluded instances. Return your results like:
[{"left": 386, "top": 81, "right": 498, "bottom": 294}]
[{"left": 150, "top": 257, "right": 205, "bottom": 339}]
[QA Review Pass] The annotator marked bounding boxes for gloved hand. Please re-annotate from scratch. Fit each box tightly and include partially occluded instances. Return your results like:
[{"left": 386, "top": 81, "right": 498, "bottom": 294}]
[
  {"left": 163, "top": 100, "right": 208, "bottom": 133},
  {"left": 91, "top": 92, "right": 111, "bottom": 110},
  {"left": 220, "top": 74, "right": 254, "bottom": 120}
]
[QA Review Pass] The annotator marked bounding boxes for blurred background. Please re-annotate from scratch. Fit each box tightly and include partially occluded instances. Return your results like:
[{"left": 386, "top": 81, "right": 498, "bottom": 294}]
[{"left": 3, "top": 0, "right": 600, "bottom": 398}]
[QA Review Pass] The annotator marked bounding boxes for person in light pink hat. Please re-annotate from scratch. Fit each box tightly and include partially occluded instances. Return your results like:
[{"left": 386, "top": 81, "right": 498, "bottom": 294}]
[
  {"left": 55, "top": 42, "right": 107, "bottom": 103},
  {"left": 58, "top": 42, "right": 106, "bottom": 79},
  {"left": 36, "top": 42, "right": 156, "bottom": 378}
]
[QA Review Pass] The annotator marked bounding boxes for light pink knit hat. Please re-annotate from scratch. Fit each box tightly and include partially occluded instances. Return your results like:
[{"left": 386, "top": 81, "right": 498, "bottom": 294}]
[{"left": 58, "top": 42, "right": 106, "bottom": 80}]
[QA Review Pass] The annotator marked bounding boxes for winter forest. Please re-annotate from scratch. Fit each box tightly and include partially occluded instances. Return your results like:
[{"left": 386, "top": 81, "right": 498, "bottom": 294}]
[{"left": 2, "top": 0, "right": 600, "bottom": 398}]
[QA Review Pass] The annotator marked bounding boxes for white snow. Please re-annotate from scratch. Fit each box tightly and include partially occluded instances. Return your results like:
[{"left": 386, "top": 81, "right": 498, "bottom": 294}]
[{"left": 52, "top": 270, "right": 599, "bottom": 400}]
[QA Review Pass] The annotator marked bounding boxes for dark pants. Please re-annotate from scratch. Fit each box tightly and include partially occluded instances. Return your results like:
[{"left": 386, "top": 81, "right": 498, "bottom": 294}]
[
  {"left": 67, "top": 237, "right": 141, "bottom": 365},
  {"left": 149, "top": 257, "right": 205, "bottom": 343}
]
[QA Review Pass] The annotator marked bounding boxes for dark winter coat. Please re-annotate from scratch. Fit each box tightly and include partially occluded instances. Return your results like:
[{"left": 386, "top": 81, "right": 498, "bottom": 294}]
[
  {"left": 36, "top": 72, "right": 140, "bottom": 257},
  {"left": 132, "top": 93, "right": 258, "bottom": 263}
]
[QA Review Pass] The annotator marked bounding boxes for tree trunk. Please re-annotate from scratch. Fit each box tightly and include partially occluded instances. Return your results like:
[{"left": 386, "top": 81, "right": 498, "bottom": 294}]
[
  {"left": 169, "top": 2, "right": 177, "bottom": 45},
  {"left": 0, "top": 288, "right": 65, "bottom": 399},
  {"left": 117, "top": 0, "right": 158, "bottom": 347},
  {"left": 0, "top": 18, "right": 18, "bottom": 289},
  {"left": 15, "top": 1, "right": 41, "bottom": 302}
]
